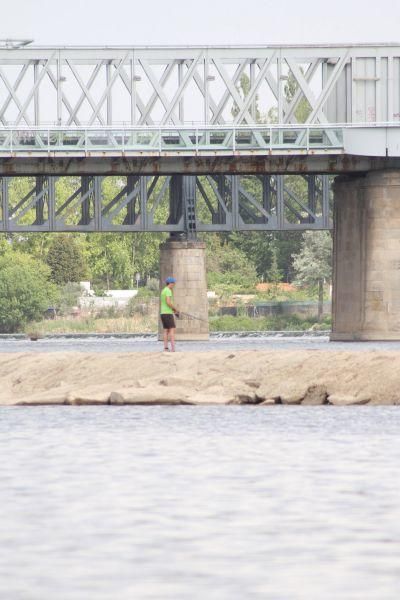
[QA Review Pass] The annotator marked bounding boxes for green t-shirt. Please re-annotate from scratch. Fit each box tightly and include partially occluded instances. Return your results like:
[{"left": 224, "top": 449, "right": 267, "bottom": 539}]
[{"left": 160, "top": 286, "right": 174, "bottom": 314}]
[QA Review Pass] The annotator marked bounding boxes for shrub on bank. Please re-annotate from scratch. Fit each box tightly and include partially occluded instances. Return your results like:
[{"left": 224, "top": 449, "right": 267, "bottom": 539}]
[
  {"left": 56, "top": 282, "right": 82, "bottom": 316},
  {"left": 0, "top": 253, "right": 58, "bottom": 333},
  {"left": 209, "top": 314, "right": 331, "bottom": 332},
  {"left": 125, "top": 293, "right": 158, "bottom": 317}
]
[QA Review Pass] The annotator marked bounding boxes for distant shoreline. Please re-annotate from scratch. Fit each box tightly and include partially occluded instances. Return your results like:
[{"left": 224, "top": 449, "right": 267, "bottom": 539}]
[{"left": 0, "top": 349, "right": 399, "bottom": 407}]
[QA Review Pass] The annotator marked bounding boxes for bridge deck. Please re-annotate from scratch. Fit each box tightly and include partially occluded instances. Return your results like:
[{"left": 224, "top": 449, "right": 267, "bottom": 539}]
[{"left": 0, "top": 125, "right": 398, "bottom": 175}]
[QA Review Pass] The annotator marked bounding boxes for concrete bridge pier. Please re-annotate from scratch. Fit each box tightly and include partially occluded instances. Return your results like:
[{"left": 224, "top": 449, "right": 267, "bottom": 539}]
[
  {"left": 159, "top": 176, "right": 209, "bottom": 341},
  {"left": 332, "top": 170, "right": 400, "bottom": 340}
]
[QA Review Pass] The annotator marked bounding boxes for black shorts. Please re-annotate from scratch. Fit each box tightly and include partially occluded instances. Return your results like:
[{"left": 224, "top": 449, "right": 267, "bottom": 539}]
[{"left": 160, "top": 314, "right": 176, "bottom": 329}]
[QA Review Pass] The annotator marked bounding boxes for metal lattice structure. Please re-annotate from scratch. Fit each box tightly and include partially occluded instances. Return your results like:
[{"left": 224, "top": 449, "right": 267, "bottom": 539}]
[
  {"left": 0, "top": 44, "right": 399, "bottom": 233},
  {"left": 0, "top": 44, "right": 399, "bottom": 128},
  {"left": 0, "top": 174, "right": 331, "bottom": 232}
]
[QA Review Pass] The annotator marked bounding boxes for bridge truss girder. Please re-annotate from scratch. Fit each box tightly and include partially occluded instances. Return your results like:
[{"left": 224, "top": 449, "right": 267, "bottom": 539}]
[
  {"left": 0, "top": 45, "right": 399, "bottom": 127},
  {"left": 0, "top": 174, "right": 332, "bottom": 233}
]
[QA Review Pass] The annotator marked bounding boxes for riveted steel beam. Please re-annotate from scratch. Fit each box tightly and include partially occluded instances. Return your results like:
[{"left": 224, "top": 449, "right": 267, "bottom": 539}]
[{"left": 1, "top": 155, "right": 398, "bottom": 177}]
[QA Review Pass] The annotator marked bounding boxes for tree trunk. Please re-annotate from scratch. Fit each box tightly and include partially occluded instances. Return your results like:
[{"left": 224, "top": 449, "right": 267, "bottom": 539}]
[
  {"left": 317, "top": 279, "right": 323, "bottom": 322},
  {"left": 131, "top": 241, "right": 135, "bottom": 288}
]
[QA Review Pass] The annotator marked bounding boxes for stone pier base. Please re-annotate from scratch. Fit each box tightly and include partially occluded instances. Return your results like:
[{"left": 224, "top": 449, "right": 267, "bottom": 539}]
[
  {"left": 159, "top": 239, "right": 209, "bottom": 341},
  {"left": 332, "top": 170, "right": 400, "bottom": 340}
]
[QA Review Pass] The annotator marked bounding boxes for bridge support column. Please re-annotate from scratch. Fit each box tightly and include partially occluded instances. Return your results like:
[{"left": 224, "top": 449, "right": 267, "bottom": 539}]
[
  {"left": 332, "top": 170, "right": 400, "bottom": 340},
  {"left": 159, "top": 239, "right": 209, "bottom": 341}
]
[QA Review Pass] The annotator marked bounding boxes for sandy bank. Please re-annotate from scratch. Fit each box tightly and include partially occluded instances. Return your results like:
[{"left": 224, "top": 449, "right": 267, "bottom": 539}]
[{"left": 0, "top": 350, "right": 399, "bottom": 406}]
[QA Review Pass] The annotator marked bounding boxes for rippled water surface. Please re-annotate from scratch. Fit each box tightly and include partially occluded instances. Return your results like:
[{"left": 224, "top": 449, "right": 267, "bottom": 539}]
[
  {"left": 1, "top": 406, "right": 399, "bottom": 599},
  {"left": 2, "top": 333, "right": 400, "bottom": 353}
]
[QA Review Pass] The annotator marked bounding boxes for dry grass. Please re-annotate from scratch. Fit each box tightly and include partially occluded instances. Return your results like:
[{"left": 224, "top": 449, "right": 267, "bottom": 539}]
[{"left": 26, "top": 314, "right": 159, "bottom": 335}]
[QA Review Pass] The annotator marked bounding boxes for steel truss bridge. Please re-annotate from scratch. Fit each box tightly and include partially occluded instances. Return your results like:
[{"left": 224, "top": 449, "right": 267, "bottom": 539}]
[
  {"left": 0, "top": 43, "right": 400, "bottom": 232},
  {"left": 0, "top": 174, "right": 331, "bottom": 233}
]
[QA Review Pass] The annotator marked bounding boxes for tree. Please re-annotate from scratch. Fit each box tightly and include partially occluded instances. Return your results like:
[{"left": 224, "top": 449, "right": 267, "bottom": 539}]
[
  {"left": 46, "top": 235, "right": 88, "bottom": 285},
  {"left": 0, "top": 252, "right": 58, "bottom": 332},
  {"left": 267, "top": 248, "right": 283, "bottom": 285},
  {"left": 0, "top": 234, "right": 12, "bottom": 255},
  {"left": 10, "top": 232, "right": 54, "bottom": 259},
  {"left": 84, "top": 233, "right": 132, "bottom": 290},
  {"left": 284, "top": 70, "right": 312, "bottom": 123},
  {"left": 292, "top": 231, "right": 332, "bottom": 321},
  {"left": 231, "top": 73, "right": 262, "bottom": 122},
  {"left": 271, "top": 231, "right": 303, "bottom": 282},
  {"left": 228, "top": 231, "right": 274, "bottom": 281},
  {"left": 128, "top": 232, "right": 166, "bottom": 281},
  {"left": 205, "top": 235, "right": 257, "bottom": 290},
  {"left": 84, "top": 231, "right": 165, "bottom": 290}
]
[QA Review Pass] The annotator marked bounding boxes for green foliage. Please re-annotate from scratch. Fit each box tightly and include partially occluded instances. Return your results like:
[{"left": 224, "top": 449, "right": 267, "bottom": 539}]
[
  {"left": 255, "top": 286, "right": 328, "bottom": 302},
  {"left": 292, "top": 231, "right": 332, "bottom": 286},
  {"left": 28, "top": 316, "right": 98, "bottom": 334},
  {"left": 125, "top": 295, "right": 140, "bottom": 317},
  {"left": 0, "top": 252, "right": 58, "bottom": 333},
  {"left": 231, "top": 73, "right": 263, "bottom": 122},
  {"left": 84, "top": 232, "right": 164, "bottom": 290},
  {"left": 0, "top": 235, "right": 12, "bottom": 255},
  {"left": 272, "top": 231, "right": 303, "bottom": 282},
  {"left": 85, "top": 233, "right": 132, "bottom": 289},
  {"left": 284, "top": 70, "right": 312, "bottom": 123},
  {"left": 56, "top": 282, "right": 82, "bottom": 316},
  {"left": 8, "top": 232, "right": 54, "bottom": 259},
  {"left": 292, "top": 231, "right": 332, "bottom": 321},
  {"left": 227, "top": 232, "right": 274, "bottom": 280},
  {"left": 134, "top": 287, "right": 157, "bottom": 300},
  {"left": 267, "top": 251, "right": 283, "bottom": 284},
  {"left": 215, "top": 173, "right": 307, "bottom": 283},
  {"left": 146, "top": 277, "right": 160, "bottom": 292},
  {"left": 206, "top": 235, "right": 257, "bottom": 291},
  {"left": 226, "top": 229, "right": 302, "bottom": 283},
  {"left": 46, "top": 235, "right": 88, "bottom": 285},
  {"left": 94, "top": 305, "right": 120, "bottom": 320},
  {"left": 129, "top": 232, "right": 165, "bottom": 279},
  {"left": 209, "top": 314, "right": 331, "bottom": 332},
  {"left": 125, "top": 292, "right": 157, "bottom": 317}
]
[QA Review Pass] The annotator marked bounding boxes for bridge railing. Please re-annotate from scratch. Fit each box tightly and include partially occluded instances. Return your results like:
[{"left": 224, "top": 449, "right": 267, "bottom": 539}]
[{"left": 0, "top": 125, "right": 344, "bottom": 154}]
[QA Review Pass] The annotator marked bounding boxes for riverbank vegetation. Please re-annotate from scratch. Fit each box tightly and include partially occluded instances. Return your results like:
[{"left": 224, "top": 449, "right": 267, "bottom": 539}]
[
  {"left": 26, "top": 313, "right": 332, "bottom": 336},
  {"left": 0, "top": 227, "right": 332, "bottom": 335},
  {"left": 0, "top": 74, "right": 333, "bottom": 335}
]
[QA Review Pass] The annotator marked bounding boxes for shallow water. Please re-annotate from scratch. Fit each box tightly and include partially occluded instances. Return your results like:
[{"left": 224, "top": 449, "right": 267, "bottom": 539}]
[
  {"left": 2, "top": 333, "right": 400, "bottom": 353},
  {"left": 0, "top": 406, "right": 399, "bottom": 599}
]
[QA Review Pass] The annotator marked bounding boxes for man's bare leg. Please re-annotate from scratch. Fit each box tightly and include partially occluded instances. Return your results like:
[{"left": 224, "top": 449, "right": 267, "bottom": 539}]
[
  {"left": 163, "top": 328, "right": 169, "bottom": 350},
  {"left": 169, "top": 328, "right": 176, "bottom": 352}
]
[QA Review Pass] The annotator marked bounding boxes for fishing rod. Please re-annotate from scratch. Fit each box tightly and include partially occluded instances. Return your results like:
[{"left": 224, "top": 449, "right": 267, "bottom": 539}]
[{"left": 176, "top": 311, "right": 208, "bottom": 323}]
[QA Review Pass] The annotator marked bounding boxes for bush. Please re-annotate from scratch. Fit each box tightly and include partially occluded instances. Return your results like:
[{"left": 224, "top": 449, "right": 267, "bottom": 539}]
[
  {"left": 0, "top": 253, "right": 58, "bottom": 332},
  {"left": 206, "top": 238, "right": 257, "bottom": 291},
  {"left": 125, "top": 293, "right": 157, "bottom": 317},
  {"left": 56, "top": 282, "right": 82, "bottom": 316},
  {"left": 146, "top": 277, "right": 159, "bottom": 292},
  {"left": 94, "top": 305, "right": 120, "bottom": 319},
  {"left": 209, "top": 315, "right": 258, "bottom": 331},
  {"left": 209, "top": 314, "right": 332, "bottom": 332},
  {"left": 136, "top": 287, "right": 155, "bottom": 299}
]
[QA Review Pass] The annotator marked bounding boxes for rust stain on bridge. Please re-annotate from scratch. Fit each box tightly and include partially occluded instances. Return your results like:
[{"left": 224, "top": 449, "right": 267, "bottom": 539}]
[{"left": 0, "top": 154, "right": 399, "bottom": 177}]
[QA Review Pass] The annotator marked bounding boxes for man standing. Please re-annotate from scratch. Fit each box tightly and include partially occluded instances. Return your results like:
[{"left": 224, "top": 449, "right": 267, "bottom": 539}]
[{"left": 160, "top": 276, "right": 179, "bottom": 352}]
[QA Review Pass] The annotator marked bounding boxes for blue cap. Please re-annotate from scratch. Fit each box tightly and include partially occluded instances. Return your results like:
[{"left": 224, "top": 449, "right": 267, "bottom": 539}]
[{"left": 166, "top": 276, "right": 176, "bottom": 284}]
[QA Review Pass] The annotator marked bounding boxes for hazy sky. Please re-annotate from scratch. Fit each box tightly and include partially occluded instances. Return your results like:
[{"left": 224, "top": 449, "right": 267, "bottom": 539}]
[{"left": 1, "top": 0, "right": 400, "bottom": 46}]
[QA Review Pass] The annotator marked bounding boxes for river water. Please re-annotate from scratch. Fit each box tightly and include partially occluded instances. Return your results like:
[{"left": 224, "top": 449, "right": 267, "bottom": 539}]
[
  {"left": 2, "top": 333, "right": 400, "bottom": 352},
  {"left": 1, "top": 405, "right": 399, "bottom": 599}
]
